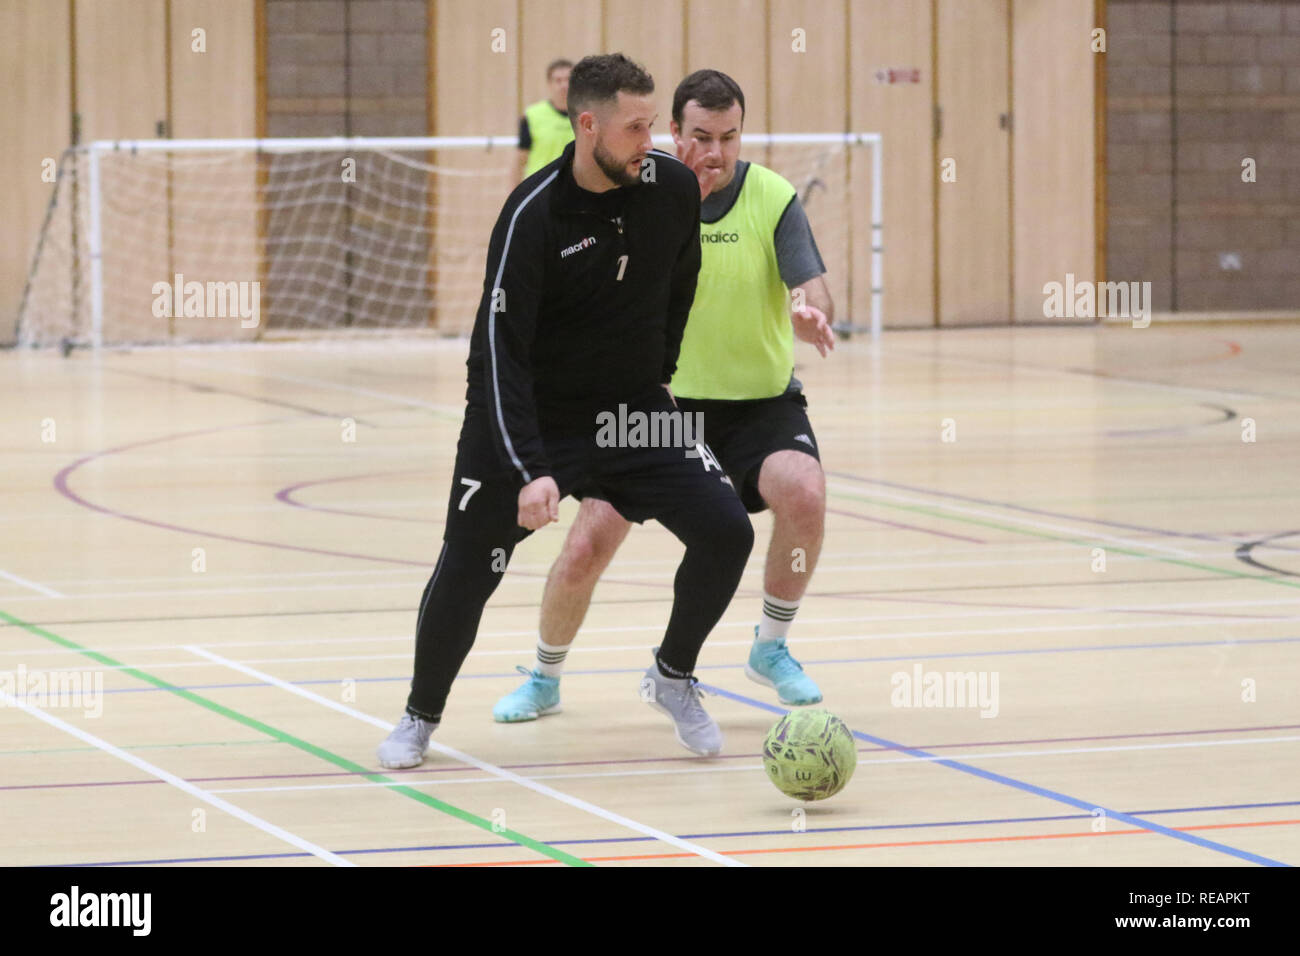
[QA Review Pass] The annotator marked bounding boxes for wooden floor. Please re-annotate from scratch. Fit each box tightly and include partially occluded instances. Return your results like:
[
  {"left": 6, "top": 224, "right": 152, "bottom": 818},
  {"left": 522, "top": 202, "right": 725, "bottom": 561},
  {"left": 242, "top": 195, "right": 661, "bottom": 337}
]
[{"left": 2, "top": 323, "right": 1298, "bottom": 867}]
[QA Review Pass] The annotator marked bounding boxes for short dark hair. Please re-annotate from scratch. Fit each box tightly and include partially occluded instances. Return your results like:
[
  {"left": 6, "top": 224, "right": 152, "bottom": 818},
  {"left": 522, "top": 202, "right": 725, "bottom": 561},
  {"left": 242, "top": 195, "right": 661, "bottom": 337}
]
[
  {"left": 566, "top": 53, "right": 655, "bottom": 127},
  {"left": 546, "top": 58, "right": 573, "bottom": 79},
  {"left": 672, "top": 69, "right": 745, "bottom": 128}
]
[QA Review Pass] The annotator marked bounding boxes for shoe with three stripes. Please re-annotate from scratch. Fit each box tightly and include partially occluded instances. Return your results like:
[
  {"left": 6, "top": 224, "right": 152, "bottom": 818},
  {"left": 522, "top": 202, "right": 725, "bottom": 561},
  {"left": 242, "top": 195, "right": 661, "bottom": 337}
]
[{"left": 745, "top": 627, "right": 823, "bottom": 706}]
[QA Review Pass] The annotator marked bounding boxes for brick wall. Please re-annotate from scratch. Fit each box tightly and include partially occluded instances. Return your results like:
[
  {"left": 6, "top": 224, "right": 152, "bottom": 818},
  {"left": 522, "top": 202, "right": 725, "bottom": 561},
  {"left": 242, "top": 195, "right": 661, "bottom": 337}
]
[
  {"left": 262, "top": 0, "right": 431, "bottom": 330},
  {"left": 265, "top": 0, "right": 427, "bottom": 137},
  {"left": 1107, "top": 0, "right": 1300, "bottom": 312}
]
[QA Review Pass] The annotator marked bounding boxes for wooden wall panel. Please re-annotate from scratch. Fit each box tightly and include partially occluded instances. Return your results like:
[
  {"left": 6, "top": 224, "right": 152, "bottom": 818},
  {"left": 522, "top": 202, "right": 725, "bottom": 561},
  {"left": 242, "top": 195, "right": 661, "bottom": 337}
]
[
  {"left": 170, "top": 0, "right": 256, "bottom": 138},
  {"left": 1012, "top": 0, "right": 1095, "bottom": 322},
  {"left": 432, "top": 0, "right": 519, "bottom": 332},
  {"left": 75, "top": 0, "right": 168, "bottom": 142},
  {"left": 765, "top": 0, "right": 851, "bottom": 326},
  {"left": 602, "top": 0, "right": 684, "bottom": 125},
  {"left": 76, "top": 0, "right": 170, "bottom": 341},
  {"left": 937, "top": 0, "right": 1011, "bottom": 326},
  {"left": 685, "top": 0, "right": 767, "bottom": 130},
  {"left": 849, "top": 0, "right": 934, "bottom": 328},
  {"left": 169, "top": 0, "right": 259, "bottom": 341},
  {"left": 767, "top": 0, "right": 845, "bottom": 131},
  {"left": 0, "top": 0, "right": 72, "bottom": 342},
  {"left": 519, "top": 0, "right": 601, "bottom": 112},
  {"left": 433, "top": 0, "right": 518, "bottom": 136}
]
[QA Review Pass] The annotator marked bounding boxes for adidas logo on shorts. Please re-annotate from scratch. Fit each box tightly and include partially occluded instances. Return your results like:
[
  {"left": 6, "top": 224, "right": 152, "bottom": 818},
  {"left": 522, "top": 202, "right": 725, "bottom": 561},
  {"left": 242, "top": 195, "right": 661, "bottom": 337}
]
[{"left": 794, "top": 433, "right": 815, "bottom": 448}]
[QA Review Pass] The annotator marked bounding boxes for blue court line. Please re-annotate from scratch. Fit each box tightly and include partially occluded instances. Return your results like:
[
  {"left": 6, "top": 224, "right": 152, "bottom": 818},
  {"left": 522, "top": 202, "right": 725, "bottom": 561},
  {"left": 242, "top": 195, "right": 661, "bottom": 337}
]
[
  {"left": 84, "top": 634, "right": 1300, "bottom": 696},
  {"left": 51, "top": 798, "right": 1300, "bottom": 867},
  {"left": 701, "top": 682, "right": 1290, "bottom": 867}
]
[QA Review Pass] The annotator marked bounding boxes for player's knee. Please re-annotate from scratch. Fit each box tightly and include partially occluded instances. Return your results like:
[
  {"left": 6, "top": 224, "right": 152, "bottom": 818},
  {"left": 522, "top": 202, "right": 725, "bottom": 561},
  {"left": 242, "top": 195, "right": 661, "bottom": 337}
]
[
  {"left": 712, "top": 504, "right": 755, "bottom": 566},
  {"left": 771, "top": 470, "right": 825, "bottom": 525},
  {"left": 554, "top": 531, "right": 608, "bottom": 589}
]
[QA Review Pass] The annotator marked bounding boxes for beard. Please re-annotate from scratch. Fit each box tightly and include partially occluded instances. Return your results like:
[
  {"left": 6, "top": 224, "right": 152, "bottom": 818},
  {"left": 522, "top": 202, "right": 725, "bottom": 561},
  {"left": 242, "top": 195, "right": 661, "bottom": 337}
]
[{"left": 593, "top": 136, "right": 643, "bottom": 187}]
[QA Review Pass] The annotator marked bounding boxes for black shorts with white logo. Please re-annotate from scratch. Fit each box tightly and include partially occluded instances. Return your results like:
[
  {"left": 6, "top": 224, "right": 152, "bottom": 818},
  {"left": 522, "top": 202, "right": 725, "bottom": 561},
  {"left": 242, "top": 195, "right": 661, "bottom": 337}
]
[
  {"left": 674, "top": 386, "right": 821, "bottom": 514},
  {"left": 444, "top": 391, "right": 744, "bottom": 545}
]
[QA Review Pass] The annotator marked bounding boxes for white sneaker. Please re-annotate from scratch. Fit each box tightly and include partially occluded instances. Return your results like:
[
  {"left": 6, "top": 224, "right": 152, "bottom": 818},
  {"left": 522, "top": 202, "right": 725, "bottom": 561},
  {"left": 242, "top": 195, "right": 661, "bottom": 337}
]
[
  {"left": 639, "top": 652, "right": 723, "bottom": 756},
  {"left": 376, "top": 713, "right": 436, "bottom": 769}
]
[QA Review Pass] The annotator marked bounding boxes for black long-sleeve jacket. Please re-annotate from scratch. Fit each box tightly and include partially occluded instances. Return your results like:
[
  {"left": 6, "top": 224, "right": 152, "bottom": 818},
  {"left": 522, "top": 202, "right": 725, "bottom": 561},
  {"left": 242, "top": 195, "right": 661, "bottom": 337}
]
[{"left": 465, "top": 140, "right": 702, "bottom": 484}]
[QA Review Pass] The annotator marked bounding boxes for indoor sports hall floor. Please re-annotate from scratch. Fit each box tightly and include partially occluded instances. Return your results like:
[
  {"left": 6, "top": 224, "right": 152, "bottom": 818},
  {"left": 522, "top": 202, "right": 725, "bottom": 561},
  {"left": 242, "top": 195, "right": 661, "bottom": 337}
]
[{"left": 2, "top": 323, "right": 1298, "bottom": 867}]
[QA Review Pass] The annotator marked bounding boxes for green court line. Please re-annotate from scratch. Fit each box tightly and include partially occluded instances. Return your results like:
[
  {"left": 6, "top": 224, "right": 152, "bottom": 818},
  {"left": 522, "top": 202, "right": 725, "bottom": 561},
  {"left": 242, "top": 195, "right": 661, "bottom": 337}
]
[
  {"left": 0, "top": 608, "right": 590, "bottom": 867},
  {"left": 828, "top": 487, "right": 1300, "bottom": 590}
]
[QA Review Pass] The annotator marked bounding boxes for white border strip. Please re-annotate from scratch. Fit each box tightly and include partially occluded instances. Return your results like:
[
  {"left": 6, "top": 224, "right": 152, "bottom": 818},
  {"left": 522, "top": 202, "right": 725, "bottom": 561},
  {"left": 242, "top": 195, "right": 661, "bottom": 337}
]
[
  {"left": 1, "top": 690, "right": 352, "bottom": 866},
  {"left": 184, "top": 646, "right": 745, "bottom": 867}
]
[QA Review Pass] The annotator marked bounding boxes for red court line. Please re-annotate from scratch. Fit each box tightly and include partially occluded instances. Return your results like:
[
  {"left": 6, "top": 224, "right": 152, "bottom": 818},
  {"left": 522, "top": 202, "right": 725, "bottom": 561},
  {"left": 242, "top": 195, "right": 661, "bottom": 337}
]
[{"left": 422, "top": 817, "right": 1300, "bottom": 866}]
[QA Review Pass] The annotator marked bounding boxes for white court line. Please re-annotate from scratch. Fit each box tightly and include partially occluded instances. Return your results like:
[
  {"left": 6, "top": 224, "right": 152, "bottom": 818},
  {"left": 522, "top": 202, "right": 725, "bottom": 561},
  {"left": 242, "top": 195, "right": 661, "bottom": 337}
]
[
  {"left": 828, "top": 481, "right": 1201, "bottom": 558},
  {"left": 2, "top": 542, "right": 1229, "bottom": 589},
  {"left": 9, "top": 613, "right": 1296, "bottom": 677},
  {"left": 0, "top": 549, "right": 1263, "bottom": 604},
  {"left": 0, "top": 689, "right": 352, "bottom": 866},
  {"left": 203, "top": 734, "right": 1300, "bottom": 796},
  {"left": 7, "top": 596, "right": 1300, "bottom": 659},
  {"left": 0, "top": 569, "right": 64, "bottom": 599},
  {"left": 184, "top": 645, "right": 746, "bottom": 868}
]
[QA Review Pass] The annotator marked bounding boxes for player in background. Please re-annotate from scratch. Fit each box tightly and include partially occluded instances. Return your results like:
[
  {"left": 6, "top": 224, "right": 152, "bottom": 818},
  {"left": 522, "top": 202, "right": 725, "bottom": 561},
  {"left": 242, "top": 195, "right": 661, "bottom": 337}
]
[
  {"left": 494, "top": 69, "right": 835, "bottom": 723},
  {"left": 378, "top": 54, "right": 754, "bottom": 769},
  {"left": 516, "top": 58, "right": 574, "bottom": 180}
]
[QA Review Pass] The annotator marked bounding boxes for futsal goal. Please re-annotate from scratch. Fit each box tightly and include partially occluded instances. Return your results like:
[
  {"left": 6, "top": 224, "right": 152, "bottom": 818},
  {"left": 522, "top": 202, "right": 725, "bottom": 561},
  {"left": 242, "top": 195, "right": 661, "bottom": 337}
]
[{"left": 16, "top": 133, "right": 880, "bottom": 349}]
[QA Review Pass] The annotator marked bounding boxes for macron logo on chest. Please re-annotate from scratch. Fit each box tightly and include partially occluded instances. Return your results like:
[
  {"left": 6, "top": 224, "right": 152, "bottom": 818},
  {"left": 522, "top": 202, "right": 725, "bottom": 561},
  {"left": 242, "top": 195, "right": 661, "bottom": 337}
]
[{"left": 561, "top": 236, "right": 598, "bottom": 259}]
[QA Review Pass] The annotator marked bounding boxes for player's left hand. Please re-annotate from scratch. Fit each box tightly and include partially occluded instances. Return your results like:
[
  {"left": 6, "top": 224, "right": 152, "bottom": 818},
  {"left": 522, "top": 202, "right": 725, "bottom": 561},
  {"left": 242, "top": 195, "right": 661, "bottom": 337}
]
[
  {"left": 677, "top": 139, "right": 722, "bottom": 201},
  {"left": 792, "top": 304, "right": 835, "bottom": 358}
]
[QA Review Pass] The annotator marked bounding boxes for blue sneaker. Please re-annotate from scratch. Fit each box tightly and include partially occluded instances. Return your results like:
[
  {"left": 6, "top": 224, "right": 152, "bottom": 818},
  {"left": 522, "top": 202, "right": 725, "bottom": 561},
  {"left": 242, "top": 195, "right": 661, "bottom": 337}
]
[
  {"left": 493, "top": 666, "right": 562, "bottom": 723},
  {"left": 745, "top": 628, "right": 823, "bottom": 705}
]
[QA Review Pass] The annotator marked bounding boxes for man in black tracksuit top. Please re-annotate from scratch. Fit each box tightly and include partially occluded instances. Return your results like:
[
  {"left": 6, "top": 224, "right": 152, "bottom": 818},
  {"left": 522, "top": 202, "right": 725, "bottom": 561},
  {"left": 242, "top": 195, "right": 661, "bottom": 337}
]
[{"left": 378, "top": 54, "right": 754, "bottom": 768}]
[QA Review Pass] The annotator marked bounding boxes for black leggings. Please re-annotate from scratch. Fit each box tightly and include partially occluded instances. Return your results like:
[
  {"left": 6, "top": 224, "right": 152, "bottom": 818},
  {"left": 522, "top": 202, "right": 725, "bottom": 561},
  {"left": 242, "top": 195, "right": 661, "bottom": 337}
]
[{"left": 405, "top": 494, "right": 752, "bottom": 722}]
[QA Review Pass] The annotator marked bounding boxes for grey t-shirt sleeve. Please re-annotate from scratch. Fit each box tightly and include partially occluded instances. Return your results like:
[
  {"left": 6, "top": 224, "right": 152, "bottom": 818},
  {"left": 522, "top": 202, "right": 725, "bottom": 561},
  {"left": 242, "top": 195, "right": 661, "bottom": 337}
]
[{"left": 773, "top": 194, "right": 826, "bottom": 289}]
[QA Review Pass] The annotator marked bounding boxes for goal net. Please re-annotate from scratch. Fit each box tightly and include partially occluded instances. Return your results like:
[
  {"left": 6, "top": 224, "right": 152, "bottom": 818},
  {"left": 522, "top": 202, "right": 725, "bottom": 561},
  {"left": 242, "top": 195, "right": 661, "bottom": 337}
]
[{"left": 16, "top": 133, "right": 880, "bottom": 348}]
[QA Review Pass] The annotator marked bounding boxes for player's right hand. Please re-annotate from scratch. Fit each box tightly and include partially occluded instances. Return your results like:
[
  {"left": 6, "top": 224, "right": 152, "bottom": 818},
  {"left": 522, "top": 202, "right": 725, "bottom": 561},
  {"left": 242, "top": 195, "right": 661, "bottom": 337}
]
[
  {"left": 517, "top": 476, "right": 560, "bottom": 530},
  {"left": 677, "top": 139, "right": 722, "bottom": 201}
]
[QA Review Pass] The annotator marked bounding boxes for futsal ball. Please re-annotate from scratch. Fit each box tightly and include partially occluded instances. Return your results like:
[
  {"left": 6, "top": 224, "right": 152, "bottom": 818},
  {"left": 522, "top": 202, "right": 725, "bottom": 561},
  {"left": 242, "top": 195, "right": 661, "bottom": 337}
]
[{"left": 761, "top": 709, "right": 857, "bottom": 801}]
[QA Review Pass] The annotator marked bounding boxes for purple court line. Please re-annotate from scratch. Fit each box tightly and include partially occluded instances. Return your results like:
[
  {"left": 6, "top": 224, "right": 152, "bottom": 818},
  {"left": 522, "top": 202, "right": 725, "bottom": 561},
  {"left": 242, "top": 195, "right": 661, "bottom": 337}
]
[
  {"left": 11, "top": 716, "right": 1299, "bottom": 794},
  {"left": 825, "top": 507, "right": 985, "bottom": 544},
  {"left": 808, "top": 588, "right": 1300, "bottom": 619},
  {"left": 52, "top": 421, "right": 430, "bottom": 568},
  {"left": 46, "top": 420, "right": 741, "bottom": 597},
  {"left": 827, "top": 469, "right": 1300, "bottom": 552},
  {"left": 273, "top": 468, "right": 987, "bottom": 545},
  {"left": 700, "top": 684, "right": 1288, "bottom": 866},
  {"left": 1103, "top": 402, "right": 1235, "bottom": 439},
  {"left": 50, "top": 798, "right": 1300, "bottom": 867},
  {"left": 275, "top": 469, "right": 435, "bottom": 524},
  {"left": 9, "top": 631, "right": 1297, "bottom": 793},
  {"left": 55, "top": 420, "right": 1280, "bottom": 608}
]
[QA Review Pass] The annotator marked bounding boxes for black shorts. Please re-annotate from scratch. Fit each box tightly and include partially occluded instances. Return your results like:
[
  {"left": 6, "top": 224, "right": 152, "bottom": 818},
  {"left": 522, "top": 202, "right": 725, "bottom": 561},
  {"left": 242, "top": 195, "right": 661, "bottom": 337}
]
[
  {"left": 443, "top": 393, "right": 743, "bottom": 545},
  {"left": 674, "top": 387, "right": 821, "bottom": 513}
]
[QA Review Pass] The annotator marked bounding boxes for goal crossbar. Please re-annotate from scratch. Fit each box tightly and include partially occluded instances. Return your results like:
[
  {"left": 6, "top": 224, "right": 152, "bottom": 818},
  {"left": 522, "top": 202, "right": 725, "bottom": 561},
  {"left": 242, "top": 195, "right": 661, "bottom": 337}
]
[{"left": 21, "top": 132, "right": 881, "bottom": 348}]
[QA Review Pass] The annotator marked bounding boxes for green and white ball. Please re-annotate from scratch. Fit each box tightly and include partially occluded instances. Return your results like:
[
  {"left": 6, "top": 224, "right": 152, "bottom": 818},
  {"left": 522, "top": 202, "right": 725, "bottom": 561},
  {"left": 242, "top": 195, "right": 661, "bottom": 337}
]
[{"left": 762, "top": 709, "right": 857, "bottom": 801}]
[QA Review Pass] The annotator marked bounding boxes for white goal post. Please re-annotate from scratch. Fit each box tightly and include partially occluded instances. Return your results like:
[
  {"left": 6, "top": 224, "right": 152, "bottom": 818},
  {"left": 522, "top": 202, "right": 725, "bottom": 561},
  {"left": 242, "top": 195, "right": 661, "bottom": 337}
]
[{"left": 17, "top": 133, "right": 880, "bottom": 348}]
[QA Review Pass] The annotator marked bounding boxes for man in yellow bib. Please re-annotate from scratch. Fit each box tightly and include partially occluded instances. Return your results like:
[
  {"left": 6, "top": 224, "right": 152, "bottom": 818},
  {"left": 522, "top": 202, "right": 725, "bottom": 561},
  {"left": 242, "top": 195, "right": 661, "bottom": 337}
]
[
  {"left": 516, "top": 58, "right": 575, "bottom": 180},
  {"left": 495, "top": 69, "right": 837, "bottom": 729}
]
